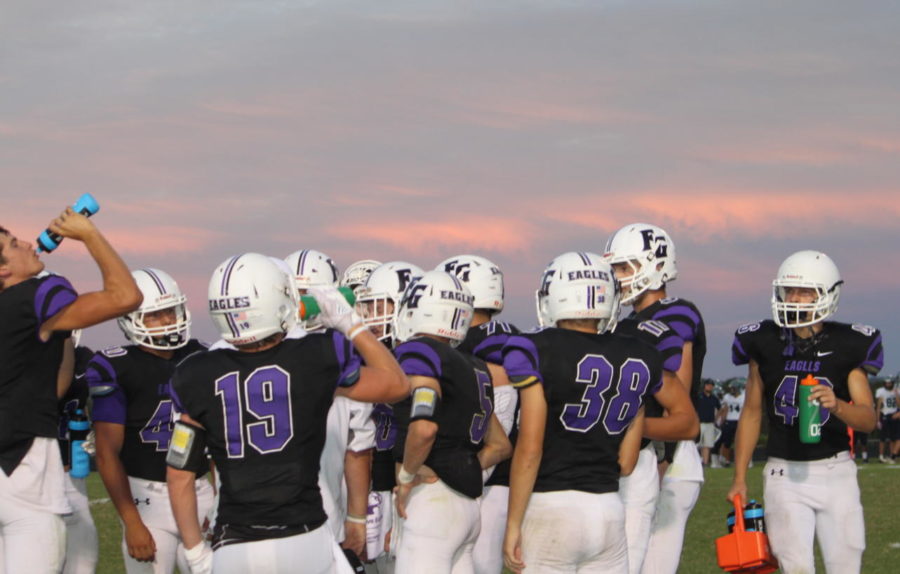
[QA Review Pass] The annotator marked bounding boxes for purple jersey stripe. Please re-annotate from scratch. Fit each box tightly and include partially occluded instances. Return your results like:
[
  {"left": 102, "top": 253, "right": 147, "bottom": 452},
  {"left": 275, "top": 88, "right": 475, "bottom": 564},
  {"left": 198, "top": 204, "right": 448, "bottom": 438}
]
[
  {"left": 85, "top": 354, "right": 119, "bottom": 390},
  {"left": 395, "top": 340, "right": 442, "bottom": 379},
  {"left": 653, "top": 306, "right": 701, "bottom": 338},
  {"left": 502, "top": 335, "right": 541, "bottom": 382},
  {"left": 472, "top": 333, "right": 512, "bottom": 364},
  {"left": 864, "top": 334, "right": 884, "bottom": 370},
  {"left": 666, "top": 320, "right": 694, "bottom": 343},
  {"left": 34, "top": 275, "right": 78, "bottom": 326},
  {"left": 732, "top": 337, "right": 749, "bottom": 366},
  {"left": 332, "top": 331, "right": 362, "bottom": 387},
  {"left": 662, "top": 353, "right": 683, "bottom": 374},
  {"left": 91, "top": 389, "right": 127, "bottom": 424}
]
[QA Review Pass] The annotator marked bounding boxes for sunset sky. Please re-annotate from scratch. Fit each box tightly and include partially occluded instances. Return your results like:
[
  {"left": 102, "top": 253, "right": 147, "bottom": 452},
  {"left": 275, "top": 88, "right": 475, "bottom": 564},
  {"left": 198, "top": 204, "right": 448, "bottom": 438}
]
[{"left": 3, "top": 1, "right": 899, "bottom": 378}]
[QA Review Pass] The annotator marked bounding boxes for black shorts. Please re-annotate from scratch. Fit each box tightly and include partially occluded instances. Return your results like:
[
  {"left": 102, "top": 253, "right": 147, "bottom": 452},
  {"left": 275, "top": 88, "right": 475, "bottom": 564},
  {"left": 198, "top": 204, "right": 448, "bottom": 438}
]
[
  {"left": 719, "top": 421, "right": 738, "bottom": 449},
  {"left": 881, "top": 415, "right": 900, "bottom": 441}
]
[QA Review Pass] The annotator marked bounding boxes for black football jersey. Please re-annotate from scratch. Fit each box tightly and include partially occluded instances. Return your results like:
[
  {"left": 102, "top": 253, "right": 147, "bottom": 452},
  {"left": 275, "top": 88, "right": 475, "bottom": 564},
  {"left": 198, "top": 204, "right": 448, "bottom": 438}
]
[
  {"left": 392, "top": 337, "right": 494, "bottom": 499},
  {"left": 371, "top": 403, "right": 397, "bottom": 492},
  {"left": 457, "top": 319, "right": 520, "bottom": 488},
  {"left": 0, "top": 274, "right": 77, "bottom": 474},
  {"left": 732, "top": 320, "right": 883, "bottom": 461},
  {"left": 170, "top": 332, "right": 361, "bottom": 540},
  {"left": 88, "top": 340, "right": 207, "bottom": 481},
  {"left": 629, "top": 297, "right": 706, "bottom": 397},
  {"left": 503, "top": 328, "right": 663, "bottom": 494},
  {"left": 58, "top": 345, "right": 95, "bottom": 465}
]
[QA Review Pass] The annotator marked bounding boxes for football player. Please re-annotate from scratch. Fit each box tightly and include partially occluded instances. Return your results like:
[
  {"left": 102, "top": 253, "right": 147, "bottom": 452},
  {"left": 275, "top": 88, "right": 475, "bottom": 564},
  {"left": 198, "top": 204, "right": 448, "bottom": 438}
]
[
  {"left": 284, "top": 248, "right": 340, "bottom": 331},
  {"left": 166, "top": 253, "right": 409, "bottom": 574},
  {"left": 89, "top": 268, "right": 214, "bottom": 574},
  {"left": 354, "top": 261, "right": 424, "bottom": 574},
  {"left": 604, "top": 223, "right": 706, "bottom": 574},
  {"left": 0, "top": 212, "right": 141, "bottom": 573},
  {"left": 436, "top": 254, "right": 519, "bottom": 574},
  {"left": 341, "top": 260, "right": 383, "bottom": 294},
  {"left": 728, "top": 250, "right": 880, "bottom": 574},
  {"left": 718, "top": 383, "right": 745, "bottom": 466},
  {"left": 58, "top": 330, "right": 100, "bottom": 574},
  {"left": 875, "top": 377, "right": 899, "bottom": 463},
  {"left": 391, "top": 271, "right": 512, "bottom": 574},
  {"left": 502, "top": 252, "right": 655, "bottom": 574}
]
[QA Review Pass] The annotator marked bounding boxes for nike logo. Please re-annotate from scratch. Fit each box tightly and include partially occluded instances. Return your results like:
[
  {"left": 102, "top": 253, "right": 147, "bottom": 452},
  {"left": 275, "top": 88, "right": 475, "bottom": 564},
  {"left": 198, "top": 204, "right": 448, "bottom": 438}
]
[{"left": 817, "top": 351, "right": 833, "bottom": 357}]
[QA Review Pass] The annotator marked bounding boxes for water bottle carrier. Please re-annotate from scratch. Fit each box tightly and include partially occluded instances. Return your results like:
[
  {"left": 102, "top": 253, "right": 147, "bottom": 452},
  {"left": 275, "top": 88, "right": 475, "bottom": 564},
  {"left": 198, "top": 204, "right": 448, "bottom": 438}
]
[{"left": 715, "top": 494, "right": 778, "bottom": 573}]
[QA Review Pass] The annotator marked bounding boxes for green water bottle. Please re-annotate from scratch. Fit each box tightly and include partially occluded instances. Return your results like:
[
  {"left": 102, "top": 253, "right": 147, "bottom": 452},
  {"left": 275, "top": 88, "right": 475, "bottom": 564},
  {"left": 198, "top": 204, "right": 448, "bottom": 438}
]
[
  {"left": 798, "top": 374, "right": 821, "bottom": 444},
  {"left": 299, "top": 286, "right": 356, "bottom": 320}
]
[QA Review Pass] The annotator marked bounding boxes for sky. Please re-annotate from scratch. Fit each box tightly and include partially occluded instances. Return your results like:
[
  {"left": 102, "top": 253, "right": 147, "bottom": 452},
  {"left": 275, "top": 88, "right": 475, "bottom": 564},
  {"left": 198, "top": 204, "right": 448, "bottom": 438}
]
[{"left": 2, "top": 1, "right": 899, "bottom": 378}]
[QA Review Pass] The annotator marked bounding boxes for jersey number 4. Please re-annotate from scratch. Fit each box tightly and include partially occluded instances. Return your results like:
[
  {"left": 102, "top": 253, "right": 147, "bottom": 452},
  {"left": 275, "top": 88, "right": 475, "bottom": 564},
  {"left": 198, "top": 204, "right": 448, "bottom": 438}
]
[
  {"left": 561, "top": 355, "right": 651, "bottom": 435},
  {"left": 773, "top": 375, "right": 833, "bottom": 426},
  {"left": 216, "top": 366, "right": 295, "bottom": 458}
]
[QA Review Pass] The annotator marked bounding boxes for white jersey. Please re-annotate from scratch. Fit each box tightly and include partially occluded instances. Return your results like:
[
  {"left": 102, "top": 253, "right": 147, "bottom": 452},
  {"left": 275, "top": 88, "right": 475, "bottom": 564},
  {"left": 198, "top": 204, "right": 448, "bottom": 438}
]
[
  {"left": 319, "top": 396, "right": 375, "bottom": 541},
  {"left": 876, "top": 387, "right": 898, "bottom": 415},
  {"left": 722, "top": 392, "right": 745, "bottom": 422}
]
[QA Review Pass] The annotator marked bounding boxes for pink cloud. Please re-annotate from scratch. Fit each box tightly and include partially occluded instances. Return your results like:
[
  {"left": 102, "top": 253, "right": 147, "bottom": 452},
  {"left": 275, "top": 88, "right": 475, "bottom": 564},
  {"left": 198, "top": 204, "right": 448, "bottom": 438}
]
[{"left": 330, "top": 217, "right": 533, "bottom": 255}]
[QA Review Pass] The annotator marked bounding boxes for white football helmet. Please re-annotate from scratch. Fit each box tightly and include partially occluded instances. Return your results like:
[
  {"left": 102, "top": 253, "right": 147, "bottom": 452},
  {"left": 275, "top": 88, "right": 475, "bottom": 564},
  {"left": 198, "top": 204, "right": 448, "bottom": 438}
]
[
  {"left": 536, "top": 252, "right": 620, "bottom": 333},
  {"left": 209, "top": 253, "right": 298, "bottom": 346},
  {"left": 284, "top": 249, "right": 338, "bottom": 331},
  {"left": 771, "top": 250, "right": 842, "bottom": 328},
  {"left": 118, "top": 268, "right": 191, "bottom": 350},
  {"left": 436, "top": 254, "right": 505, "bottom": 313},
  {"left": 340, "top": 259, "right": 382, "bottom": 292},
  {"left": 393, "top": 270, "right": 474, "bottom": 347},
  {"left": 604, "top": 223, "right": 677, "bottom": 305},
  {"left": 356, "top": 261, "right": 424, "bottom": 343}
]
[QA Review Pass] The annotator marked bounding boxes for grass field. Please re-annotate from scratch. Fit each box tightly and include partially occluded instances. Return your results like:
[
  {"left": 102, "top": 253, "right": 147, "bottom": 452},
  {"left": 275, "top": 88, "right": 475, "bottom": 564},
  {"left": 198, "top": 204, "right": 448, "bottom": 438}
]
[{"left": 86, "top": 463, "right": 900, "bottom": 573}]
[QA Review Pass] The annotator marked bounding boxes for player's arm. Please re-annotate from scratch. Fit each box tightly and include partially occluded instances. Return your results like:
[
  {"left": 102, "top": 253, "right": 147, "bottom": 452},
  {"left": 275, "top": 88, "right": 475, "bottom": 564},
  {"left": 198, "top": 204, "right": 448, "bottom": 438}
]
[
  {"left": 166, "top": 413, "right": 213, "bottom": 574},
  {"left": 811, "top": 367, "right": 876, "bottom": 433},
  {"left": 395, "top": 375, "right": 441, "bottom": 519},
  {"left": 488, "top": 362, "right": 518, "bottom": 435},
  {"left": 94, "top": 421, "right": 156, "bottom": 562},
  {"left": 338, "top": 328, "right": 409, "bottom": 403},
  {"left": 57, "top": 337, "right": 75, "bottom": 398},
  {"left": 342, "top": 447, "right": 372, "bottom": 557},
  {"left": 674, "top": 341, "right": 693, "bottom": 393},
  {"left": 478, "top": 412, "right": 512, "bottom": 471},
  {"left": 39, "top": 209, "right": 142, "bottom": 340},
  {"left": 503, "top": 382, "right": 546, "bottom": 574},
  {"left": 727, "top": 360, "right": 764, "bottom": 503},
  {"left": 618, "top": 406, "right": 645, "bottom": 476},
  {"left": 643, "top": 371, "right": 699, "bottom": 440}
]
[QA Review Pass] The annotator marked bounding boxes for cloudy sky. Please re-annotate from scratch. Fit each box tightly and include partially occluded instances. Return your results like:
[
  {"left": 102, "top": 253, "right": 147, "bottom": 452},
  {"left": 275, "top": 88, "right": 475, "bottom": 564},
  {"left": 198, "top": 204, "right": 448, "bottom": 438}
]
[{"left": 3, "top": 1, "right": 899, "bottom": 378}]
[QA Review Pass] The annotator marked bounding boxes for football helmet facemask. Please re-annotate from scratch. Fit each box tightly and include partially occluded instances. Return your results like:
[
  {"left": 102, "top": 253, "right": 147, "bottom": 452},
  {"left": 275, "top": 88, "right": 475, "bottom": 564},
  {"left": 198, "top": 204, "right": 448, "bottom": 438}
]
[
  {"left": 604, "top": 223, "right": 677, "bottom": 306},
  {"left": 393, "top": 270, "right": 474, "bottom": 347},
  {"left": 436, "top": 254, "right": 505, "bottom": 313},
  {"left": 536, "top": 252, "right": 620, "bottom": 333},
  {"left": 118, "top": 268, "right": 191, "bottom": 350},
  {"left": 771, "top": 250, "right": 842, "bottom": 328},
  {"left": 355, "top": 261, "right": 424, "bottom": 344},
  {"left": 340, "top": 259, "right": 383, "bottom": 292},
  {"left": 209, "top": 253, "right": 298, "bottom": 346}
]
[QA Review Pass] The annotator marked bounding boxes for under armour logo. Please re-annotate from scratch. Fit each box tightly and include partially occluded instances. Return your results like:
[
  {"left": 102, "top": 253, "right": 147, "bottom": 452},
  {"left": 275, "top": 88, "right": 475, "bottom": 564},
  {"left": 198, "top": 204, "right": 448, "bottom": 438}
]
[
  {"left": 769, "top": 468, "right": 784, "bottom": 476},
  {"left": 134, "top": 498, "right": 151, "bottom": 506}
]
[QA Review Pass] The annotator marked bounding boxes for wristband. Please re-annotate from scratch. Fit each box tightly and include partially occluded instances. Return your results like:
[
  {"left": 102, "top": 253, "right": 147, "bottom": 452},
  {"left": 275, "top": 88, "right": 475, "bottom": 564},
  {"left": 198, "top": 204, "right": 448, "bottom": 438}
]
[
  {"left": 397, "top": 466, "right": 416, "bottom": 485},
  {"left": 346, "top": 513, "right": 367, "bottom": 524},
  {"left": 347, "top": 324, "right": 366, "bottom": 341}
]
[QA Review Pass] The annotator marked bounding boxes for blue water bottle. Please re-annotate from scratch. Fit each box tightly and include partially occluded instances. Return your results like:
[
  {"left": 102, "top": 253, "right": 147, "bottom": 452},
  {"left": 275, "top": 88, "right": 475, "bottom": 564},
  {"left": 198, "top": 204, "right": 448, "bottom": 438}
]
[
  {"left": 743, "top": 500, "right": 766, "bottom": 533},
  {"left": 36, "top": 193, "right": 101, "bottom": 253},
  {"left": 68, "top": 409, "right": 91, "bottom": 479}
]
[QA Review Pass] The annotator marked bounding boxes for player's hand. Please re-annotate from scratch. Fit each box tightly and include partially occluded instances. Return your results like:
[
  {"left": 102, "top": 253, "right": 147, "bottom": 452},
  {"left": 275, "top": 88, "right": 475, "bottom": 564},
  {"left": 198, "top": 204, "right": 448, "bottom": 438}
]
[
  {"left": 384, "top": 528, "right": 392, "bottom": 555},
  {"left": 124, "top": 520, "right": 157, "bottom": 563},
  {"left": 307, "top": 286, "right": 363, "bottom": 337},
  {"left": 503, "top": 526, "right": 525, "bottom": 573},
  {"left": 47, "top": 207, "right": 97, "bottom": 242},
  {"left": 892, "top": 412, "right": 900, "bottom": 421},
  {"left": 184, "top": 541, "right": 213, "bottom": 574},
  {"left": 394, "top": 482, "right": 414, "bottom": 519},
  {"left": 726, "top": 481, "right": 747, "bottom": 504},
  {"left": 341, "top": 520, "right": 366, "bottom": 559},
  {"left": 809, "top": 385, "right": 840, "bottom": 414}
]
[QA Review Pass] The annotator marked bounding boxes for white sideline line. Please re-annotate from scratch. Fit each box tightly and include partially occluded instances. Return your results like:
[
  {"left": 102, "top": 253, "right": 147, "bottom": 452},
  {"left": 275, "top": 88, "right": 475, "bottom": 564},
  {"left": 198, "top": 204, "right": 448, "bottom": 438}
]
[{"left": 89, "top": 497, "right": 110, "bottom": 505}]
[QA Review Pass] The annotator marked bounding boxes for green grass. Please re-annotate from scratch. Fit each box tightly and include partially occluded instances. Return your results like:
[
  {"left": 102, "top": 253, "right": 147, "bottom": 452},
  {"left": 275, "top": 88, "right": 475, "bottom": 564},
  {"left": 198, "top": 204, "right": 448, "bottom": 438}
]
[{"left": 86, "top": 463, "right": 900, "bottom": 573}]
